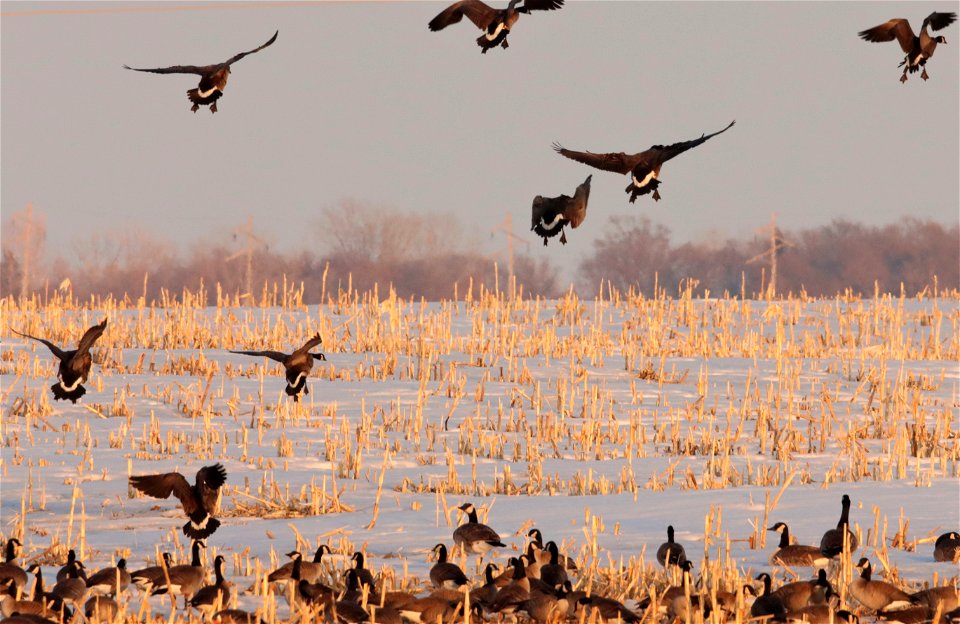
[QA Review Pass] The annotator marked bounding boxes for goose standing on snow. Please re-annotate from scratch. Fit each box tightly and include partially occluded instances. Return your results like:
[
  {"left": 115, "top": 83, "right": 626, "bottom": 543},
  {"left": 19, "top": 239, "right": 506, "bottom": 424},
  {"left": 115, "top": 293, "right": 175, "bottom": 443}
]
[
  {"left": 129, "top": 463, "right": 227, "bottom": 539},
  {"left": 13, "top": 319, "right": 107, "bottom": 403},
  {"left": 124, "top": 30, "right": 278, "bottom": 113},
  {"left": 768, "top": 522, "right": 830, "bottom": 568},
  {"left": 453, "top": 503, "right": 506, "bottom": 555},
  {"left": 531, "top": 175, "right": 591, "bottom": 246},
  {"left": 230, "top": 333, "right": 326, "bottom": 401},
  {"left": 429, "top": 544, "right": 468, "bottom": 590},
  {"left": 656, "top": 525, "right": 687, "bottom": 567},
  {"left": 848, "top": 558, "right": 915, "bottom": 612},
  {"left": 150, "top": 541, "right": 205, "bottom": 609},
  {"left": 428, "top": 0, "right": 563, "bottom": 53},
  {"left": 859, "top": 12, "right": 957, "bottom": 82},
  {"left": 820, "top": 494, "right": 858, "bottom": 559},
  {"left": 553, "top": 121, "right": 735, "bottom": 203},
  {"left": 0, "top": 539, "right": 27, "bottom": 598}
]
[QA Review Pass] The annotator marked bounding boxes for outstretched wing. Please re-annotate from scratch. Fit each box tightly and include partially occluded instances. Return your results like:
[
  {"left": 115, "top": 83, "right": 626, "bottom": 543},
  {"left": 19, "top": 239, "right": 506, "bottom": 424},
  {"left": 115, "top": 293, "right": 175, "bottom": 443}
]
[
  {"left": 652, "top": 120, "right": 736, "bottom": 164},
  {"left": 429, "top": 0, "right": 498, "bottom": 31},
  {"left": 924, "top": 11, "right": 958, "bottom": 32},
  {"left": 294, "top": 333, "right": 323, "bottom": 355},
  {"left": 229, "top": 349, "right": 288, "bottom": 363},
  {"left": 123, "top": 63, "right": 211, "bottom": 75},
  {"left": 130, "top": 472, "right": 193, "bottom": 504},
  {"left": 223, "top": 30, "right": 279, "bottom": 66},
  {"left": 11, "top": 328, "right": 67, "bottom": 361},
  {"left": 552, "top": 143, "right": 638, "bottom": 175},
  {"left": 567, "top": 175, "right": 592, "bottom": 228},
  {"left": 196, "top": 464, "right": 227, "bottom": 512},
  {"left": 858, "top": 19, "right": 916, "bottom": 53},
  {"left": 76, "top": 318, "right": 107, "bottom": 355},
  {"left": 516, "top": 0, "right": 564, "bottom": 14}
]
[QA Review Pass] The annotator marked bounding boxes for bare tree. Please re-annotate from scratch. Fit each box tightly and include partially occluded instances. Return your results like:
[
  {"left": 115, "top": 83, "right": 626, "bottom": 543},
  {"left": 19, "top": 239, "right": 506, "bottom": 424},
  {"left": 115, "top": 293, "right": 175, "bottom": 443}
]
[{"left": 2, "top": 203, "right": 47, "bottom": 296}]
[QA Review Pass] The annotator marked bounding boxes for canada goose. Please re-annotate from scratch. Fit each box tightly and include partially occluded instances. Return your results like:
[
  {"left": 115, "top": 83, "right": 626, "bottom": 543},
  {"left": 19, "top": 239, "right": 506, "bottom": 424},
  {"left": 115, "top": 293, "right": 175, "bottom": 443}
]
[
  {"left": 428, "top": 0, "right": 564, "bottom": 53},
  {"left": 84, "top": 595, "right": 119, "bottom": 622},
  {"left": 469, "top": 563, "right": 500, "bottom": 610},
  {"left": 0, "top": 595, "right": 56, "bottom": 620},
  {"left": 55, "top": 550, "right": 87, "bottom": 583},
  {"left": 150, "top": 540, "right": 205, "bottom": 608},
  {"left": 489, "top": 557, "right": 531, "bottom": 616},
  {"left": 129, "top": 463, "right": 227, "bottom": 539},
  {"left": 332, "top": 572, "right": 372, "bottom": 624},
  {"left": 452, "top": 503, "right": 506, "bottom": 555},
  {"left": 230, "top": 333, "right": 326, "bottom": 401},
  {"left": 712, "top": 584, "right": 757, "bottom": 617},
  {"left": 531, "top": 175, "right": 591, "bottom": 246},
  {"left": 190, "top": 555, "right": 232, "bottom": 619},
  {"left": 0, "top": 615, "right": 59, "bottom": 624},
  {"left": 858, "top": 12, "right": 957, "bottom": 82},
  {"left": 350, "top": 552, "right": 376, "bottom": 590},
  {"left": 24, "top": 564, "right": 66, "bottom": 616},
  {"left": 124, "top": 31, "right": 278, "bottom": 113},
  {"left": 934, "top": 532, "right": 960, "bottom": 563},
  {"left": 911, "top": 586, "right": 959, "bottom": 613},
  {"left": 0, "top": 540, "right": 27, "bottom": 598},
  {"left": 50, "top": 561, "right": 87, "bottom": 612},
  {"left": 576, "top": 595, "right": 641, "bottom": 623},
  {"left": 773, "top": 569, "right": 833, "bottom": 612},
  {"left": 212, "top": 609, "right": 265, "bottom": 624},
  {"left": 656, "top": 525, "right": 687, "bottom": 567},
  {"left": 849, "top": 558, "right": 915, "bottom": 612},
  {"left": 820, "top": 494, "right": 859, "bottom": 558},
  {"left": 399, "top": 591, "right": 465, "bottom": 624},
  {"left": 131, "top": 552, "right": 173, "bottom": 592},
  {"left": 527, "top": 529, "right": 577, "bottom": 572},
  {"left": 429, "top": 544, "right": 468, "bottom": 590},
  {"left": 877, "top": 605, "right": 938, "bottom": 624},
  {"left": 538, "top": 542, "right": 568, "bottom": 589},
  {"left": 769, "top": 522, "right": 831, "bottom": 568},
  {"left": 85, "top": 559, "right": 130, "bottom": 597},
  {"left": 267, "top": 545, "right": 331, "bottom": 584},
  {"left": 553, "top": 121, "right": 735, "bottom": 203},
  {"left": 522, "top": 580, "right": 570, "bottom": 624},
  {"left": 288, "top": 551, "right": 335, "bottom": 609},
  {"left": 659, "top": 560, "right": 708, "bottom": 620},
  {"left": 12, "top": 319, "right": 107, "bottom": 403},
  {"left": 751, "top": 573, "right": 787, "bottom": 618},
  {"left": 786, "top": 606, "right": 858, "bottom": 624}
]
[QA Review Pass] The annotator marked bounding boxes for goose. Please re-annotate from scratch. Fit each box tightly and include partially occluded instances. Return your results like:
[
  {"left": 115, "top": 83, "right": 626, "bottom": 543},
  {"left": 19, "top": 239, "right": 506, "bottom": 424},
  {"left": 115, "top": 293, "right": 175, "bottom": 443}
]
[
  {"left": 452, "top": 503, "right": 506, "bottom": 555},
  {"left": 859, "top": 12, "right": 957, "bottom": 82},
  {"left": 332, "top": 571, "right": 373, "bottom": 624},
  {"left": 288, "top": 551, "right": 334, "bottom": 609},
  {"left": 212, "top": 609, "right": 265, "bottom": 624},
  {"left": 129, "top": 463, "right": 227, "bottom": 539},
  {"left": 124, "top": 31, "right": 278, "bottom": 113},
  {"left": 399, "top": 590, "right": 465, "bottom": 624},
  {"left": 522, "top": 579, "right": 570, "bottom": 624},
  {"left": 429, "top": 544, "right": 467, "bottom": 590},
  {"left": 934, "top": 532, "right": 960, "bottom": 563},
  {"left": 662, "top": 560, "right": 708, "bottom": 620},
  {"left": 656, "top": 525, "right": 687, "bottom": 567},
  {"left": 911, "top": 585, "right": 958, "bottom": 613},
  {"left": 538, "top": 542, "right": 568, "bottom": 589},
  {"left": 350, "top": 552, "right": 375, "bottom": 590},
  {"left": 469, "top": 563, "right": 501, "bottom": 610},
  {"left": 553, "top": 121, "right": 735, "bottom": 203},
  {"left": 24, "top": 565, "right": 66, "bottom": 616},
  {"left": 712, "top": 584, "right": 756, "bottom": 617},
  {"left": 0, "top": 595, "right": 56, "bottom": 620},
  {"left": 85, "top": 559, "right": 130, "bottom": 597},
  {"left": 56, "top": 550, "right": 87, "bottom": 583},
  {"left": 190, "top": 555, "right": 231, "bottom": 619},
  {"left": 131, "top": 552, "right": 173, "bottom": 592},
  {"left": 0, "top": 615, "right": 59, "bottom": 624},
  {"left": 267, "top": 545, "right": 331, "bottom": 584},
  {"left": 150, "top": 540, "right": 205, "bottom": 609},
  {"left": 531, "top": 175, "right": 591, "bottom": 246},
  {"left": 769, "top": 522, "right": 831, "bottom": 568},
  {"left": 527, "top": 529, "right": 577, "bottom": 572},
  {"left": 230, "top": 333, "right": 326, "bottom": 401},
  {"left": 84, "top": 595, "right": 119, "bottom": 622},
  {"left": 773, "top": 569, "right": 833, "bottom": 612},
  {"left": 820, "top": 494, "right": 859, "bottom": 558},
  {"left": 751, "top": 573, "right": 787, "bottom": 618},
  {"left": 786, "top": 606, "right": 858, "bottom": 624},
  {"left": 488, "top": 557, "right": 531, "bottom": 616},
  {"left": 0, "top": 540, "right": 27, "bottom": 598},
  {"left": 50, "top": 561, "right": 87, "bottom": 613},
  {"left": 877, "top": 605, "right": 939, "bottom": 624},
  {"left": 575, "top": 594, "right": 641, "bottom": 623},
  {"left": 848, "top": 558, "right": 915, "bottom": 612},
  {"left": 428, "top": 0, "right": 564, "bottom": 53},
  {"left": 13, "top": 319, "right": 107, "bottom": 403}
]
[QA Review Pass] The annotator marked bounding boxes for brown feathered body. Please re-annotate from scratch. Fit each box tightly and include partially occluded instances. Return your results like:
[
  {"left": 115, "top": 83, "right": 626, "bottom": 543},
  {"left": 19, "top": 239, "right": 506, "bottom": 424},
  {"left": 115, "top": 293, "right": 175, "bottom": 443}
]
[
  {"left": 129, "top": 463, "right": 227, "bottom": 539},
  {"left": 531, "top": 175, "right": 591, "bottom": 246},
  {"left": 230, "top": 333, "right": 325, "bottom": 401},
  {"left": 428, "top": 0, "right": 564, "bottom": 53},
  {"left": 13, "top": 319, "right": 106, "bottom": 403},
  {"left": 859, "top": 12, "right": 957, "bottom": 82}
]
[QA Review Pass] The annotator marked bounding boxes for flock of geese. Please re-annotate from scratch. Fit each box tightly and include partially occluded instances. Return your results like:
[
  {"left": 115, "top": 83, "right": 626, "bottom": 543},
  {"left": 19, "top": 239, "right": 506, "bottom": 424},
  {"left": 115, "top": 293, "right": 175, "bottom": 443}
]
[
  {"left": 111, "top": 1, "right": 957, "bottom": 247},
  {"left": 1, "top": 493, "right": 958, "bottom": 624}
]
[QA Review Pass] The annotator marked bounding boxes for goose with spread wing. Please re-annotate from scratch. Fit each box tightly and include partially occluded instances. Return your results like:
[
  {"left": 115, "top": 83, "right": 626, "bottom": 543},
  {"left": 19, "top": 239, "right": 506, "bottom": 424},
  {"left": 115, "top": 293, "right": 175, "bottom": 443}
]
[
  {"left": 553, "top": 121, "right": 735, "bottom": 204},
  {"left": 531, "top": 175, "right": 591, "bottom": 246},
  {"left": 859, "top": 12, "right": 957, "bottom": 82},
  {"left": 12, "top": 319, "right": 107, "bottom": 403},
  {"left": 124, "top": 30, "right": 278, "bottom": 113},
  {"left": 229, "top": 333, "right": 326, "bottom": 400},
  {"left": 129, "top": 464, "right": 227, "bottom": 539},
  {"left": 429, "top": 0, "right": 563, "bottom": 53}
]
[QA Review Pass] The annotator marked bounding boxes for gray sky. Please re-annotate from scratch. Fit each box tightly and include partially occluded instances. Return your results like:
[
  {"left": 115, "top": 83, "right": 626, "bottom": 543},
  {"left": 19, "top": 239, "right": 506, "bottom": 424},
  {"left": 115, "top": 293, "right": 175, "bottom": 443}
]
[{"left": 2, "top": 1, "right": 958, "bottom": 275}]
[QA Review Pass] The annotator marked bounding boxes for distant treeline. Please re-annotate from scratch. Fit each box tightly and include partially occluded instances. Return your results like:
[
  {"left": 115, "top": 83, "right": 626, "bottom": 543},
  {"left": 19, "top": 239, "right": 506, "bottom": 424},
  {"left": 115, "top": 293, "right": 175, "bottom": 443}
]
[{"left": 1, "top": 202, "right": 956, "bottom": 302}]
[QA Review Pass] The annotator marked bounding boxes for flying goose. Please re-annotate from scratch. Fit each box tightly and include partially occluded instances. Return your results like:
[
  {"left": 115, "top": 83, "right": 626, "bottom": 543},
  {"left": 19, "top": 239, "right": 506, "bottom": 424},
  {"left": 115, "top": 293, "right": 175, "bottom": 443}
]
[
  {"left": 428, "top": 0, "right": 564, "bottom": 53},
  {"left": 531, "top": 175, "right": 591, "bottom": 246},
  {"left": 230, "top": 333, "right": 326, "bottom": 401},
  {"left": 553, "top": 121, "right": 735, "bottom": 203},
  {"left": 858, "top": 12, "right": 957, "bottom": 82},
  {"left": 267, "top": 545, "right": 331, "bottom": 584},
  {"left": 848, "top": 558, "right": 915, "bottom": 612},
  {"left": 429, "top": 544, "right": 468, "bottom": 590},
  {"left": 0, "top": 540, "right": 27, "bottom": 598},
  {"left": 131, "top": 552, "right": 173, "bottom": 592},
  {"left": 934, "top": 532, "right": 960, "bottom": 563},
  {"left": 656, "top": 525, "right": 687, "bottom": 567},
  {"left": 190, "top": 555, "right": 232, "bottom": 618},
  {"left": 820, "top": 494, "right": 858, "bottom": 558},
  {"left": 149, "top": 541, "right": 205, "bottom": 608},
  {"left": 85, "top": 559, "right": 130, "bottom": 597},
  {"left": 13, "top": 319, "right": 107, "bottom": 403},
  {"left": 769, "top": 522, "right": 831, "bottom": 568},
  {"left": 124, "top": 31, "right": 278, "bottom": 113},
  {"left": 130, "top": 463, "right": 227, "bottom": 539},
  {"left": 453, "top": 503, "right": 506, "bottom": 555}
]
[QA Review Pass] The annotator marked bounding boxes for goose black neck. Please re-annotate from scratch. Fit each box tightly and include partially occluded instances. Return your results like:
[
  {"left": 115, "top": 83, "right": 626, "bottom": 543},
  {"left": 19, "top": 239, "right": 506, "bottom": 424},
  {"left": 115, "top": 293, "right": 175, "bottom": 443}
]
[
  {"left": 667, "top": 526, "right": 675, "bottom": 543},
  {"left": 466, "top": 508, "right": 479, "bottom": 523},
  {"left": 312, "top": 545, "right": 328, "bottom": 563},
  {"left": 4, "top": 539, "right": 16, "bottom": 563},
  {"left": 760, "top": 574, "right": 772, "bottom": 596},
  {"left": 436, "top": 545, "right": 448, "bottom": 564},
  {"left": 291, "top": 555, "right": 302, "bottom": 582},
  {"left": 512, "top": 558, "right": 526, "bottom": 580},
  {"left": 837, "top": 496, "right": 851, "bottom": 528},
  {"left": 860, "top": 563, "right": 871, "bottom": 581},
  {"left": 214, "top": 558, "right": 225, "bottom": 584},
  {"left": 777, "top": 527, "right": 790, "bottom": 549},
  {"left": 548, "top": 542, "right": 560, "bottom": 566},
  {"left": 191, "top": 542, "right": 202, "bottom": 567}
]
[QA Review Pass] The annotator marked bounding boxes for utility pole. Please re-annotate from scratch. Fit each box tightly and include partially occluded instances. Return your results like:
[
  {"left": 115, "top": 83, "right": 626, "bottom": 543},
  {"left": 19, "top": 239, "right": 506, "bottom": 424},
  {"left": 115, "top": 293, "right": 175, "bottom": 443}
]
[
  {"left": 747, "top": 212, "right": 791, "bottom": 299},
  {"left": 226, "top": 215, "right": 266, "bottom": 302},
  {"left": 490, "top": 212, "right": 530, "bottom": 300}
]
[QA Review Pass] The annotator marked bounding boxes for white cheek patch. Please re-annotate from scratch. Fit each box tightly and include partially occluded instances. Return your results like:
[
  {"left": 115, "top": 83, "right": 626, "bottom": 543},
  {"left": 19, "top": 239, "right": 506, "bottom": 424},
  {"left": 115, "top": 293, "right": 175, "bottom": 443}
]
[
  {"left": 632, "top": 170, "right": 657, "bottom": 188},
  {"left": 485, "top": 21, "right": 506, "bottom": 40},
  {"left": 540, "top": 214, "right": 564, "bottom": 231}
]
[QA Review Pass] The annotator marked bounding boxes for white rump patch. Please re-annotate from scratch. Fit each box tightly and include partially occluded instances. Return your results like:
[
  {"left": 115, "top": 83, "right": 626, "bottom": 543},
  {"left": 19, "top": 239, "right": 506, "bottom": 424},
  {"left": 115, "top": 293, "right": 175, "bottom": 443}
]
[
  {"left": 485, "top": 21, "right": 506, "bottom": 40},
  {"left": 540, "top": 214, "right": 564, "bottom": 231},
  {"left": 191, "top": 516, "right": 210, "bottom": 530},
  {"left": 58, "top": 376, "right": 84, "bottom": 392},
  {"left": 632, "top": 170, "right": 657, "bottom": 188},
  {"left": 288, "top": 372, "right": 306, "bottom": 389},
  {"left": 198, "top": 86, "right": 220, "bottom": 98}
]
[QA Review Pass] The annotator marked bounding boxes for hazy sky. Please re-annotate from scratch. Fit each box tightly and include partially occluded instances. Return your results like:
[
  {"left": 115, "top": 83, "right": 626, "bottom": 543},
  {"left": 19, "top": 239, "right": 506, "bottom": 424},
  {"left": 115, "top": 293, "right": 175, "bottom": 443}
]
[{"left": 2, "top": 1, "right": 958, "bottom": 274}]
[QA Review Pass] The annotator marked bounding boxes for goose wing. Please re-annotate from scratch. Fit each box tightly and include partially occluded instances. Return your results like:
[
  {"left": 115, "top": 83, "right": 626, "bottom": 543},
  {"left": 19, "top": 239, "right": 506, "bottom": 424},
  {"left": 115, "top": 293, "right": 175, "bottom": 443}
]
[
  {"left": 294, "top": 333, "right": 323, "bottom": 356},
  {"left": 924, "top": 11, "right": 958, "bottom": 31},
  {"left": 651, "top": 120, "right": 736, "bottom": 164},
  {"left": 123, "top": 63, "right": 213, "bottom": 75},
  {"left": 429, "top": 0, "right": 499, "bottom": 31},
  {"left": 11, "top": 329, "right": 67, "bottom": 361},
  {"left": 75, "top": 319, "right": 107, "bottom": 355},
  {"left": 195, "top": 464, "right": 227, "bottom": 512},
  {"left": 531, "top": 194, "right": 569, "bottom": 230},
  {"left": 223, "top": 30, "right": 278, "bottom": 66},
  {"left": 129, "top": 472, "right": 196, "bottom": 511},
  {"left": 229, "top": 349, "right": 289, "bottom": 363},
  {"left": 516, "top": 0, "right": 564, "bottom": 14},
  {"left": 858, "top": 19, "right": 917, "bottom": 53},
  {"left": 552, "top": 143, "right": 639, "bottom": 174},
  {"left": 567, "top": 175, "right": 592, "bottom": 228}
]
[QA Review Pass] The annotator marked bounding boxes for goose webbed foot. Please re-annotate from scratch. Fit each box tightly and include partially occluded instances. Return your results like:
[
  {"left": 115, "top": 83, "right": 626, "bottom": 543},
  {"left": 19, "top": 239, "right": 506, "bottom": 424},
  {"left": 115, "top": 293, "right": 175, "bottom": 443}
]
[
  {"left": 210, "top": 102, "right": 218, "bottom": 113},
  {"left": 501, "top": 39, "right": 509, "bottom": 49},
  {"left": 900, "top": 72, "right": 909, "bottom": 83},
  {"left": 652, "top": 189, "right": 662, "bottom": 201},
  {"left": 542, "top": 237, "right": 548, "bottom": 247},
  {"left": 191, "top": 103, "right": 200, "bottom": 113},
  {"left": 920, "top": 68, "right": 929, "bottom": 81},
  {"left": 559, "top": 231, "right": 567, "bottom": 245}
]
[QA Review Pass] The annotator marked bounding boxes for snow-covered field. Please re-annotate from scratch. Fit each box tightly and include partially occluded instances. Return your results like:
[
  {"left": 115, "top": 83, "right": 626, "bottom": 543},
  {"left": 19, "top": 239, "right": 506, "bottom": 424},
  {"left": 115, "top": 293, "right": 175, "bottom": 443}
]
[{"left": 1, "top": 290, "right": 957, "bottom": 620}]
